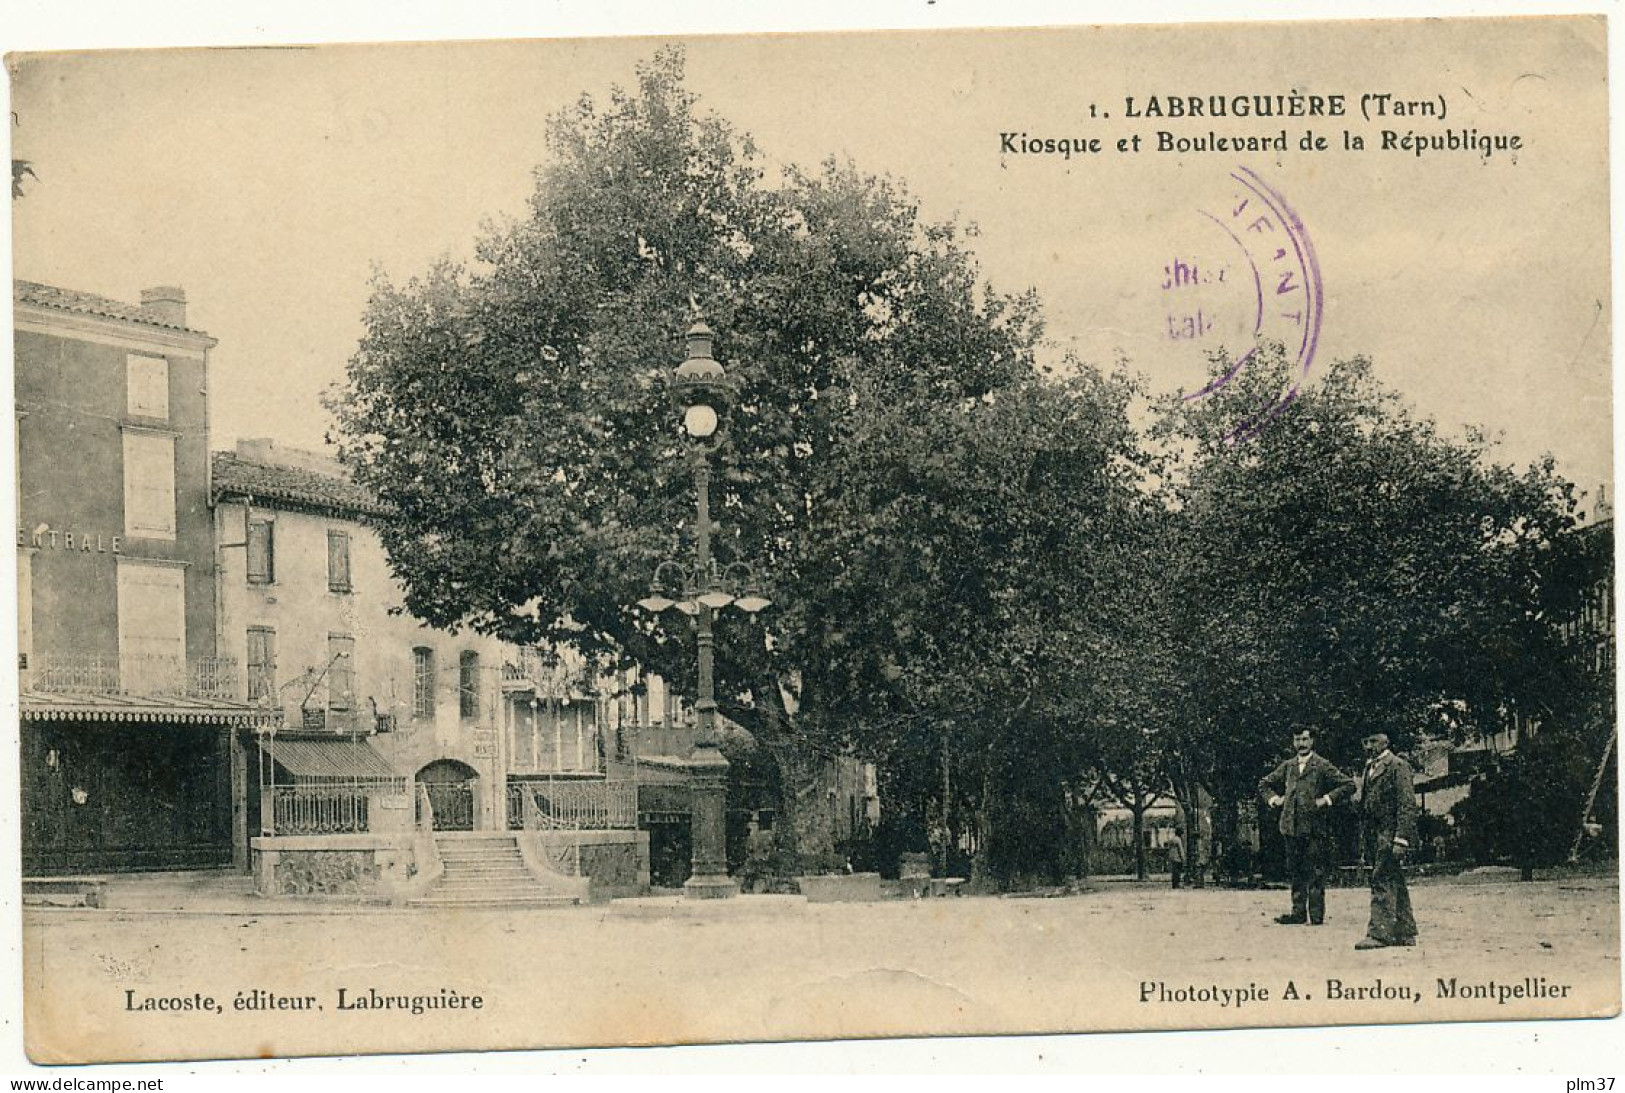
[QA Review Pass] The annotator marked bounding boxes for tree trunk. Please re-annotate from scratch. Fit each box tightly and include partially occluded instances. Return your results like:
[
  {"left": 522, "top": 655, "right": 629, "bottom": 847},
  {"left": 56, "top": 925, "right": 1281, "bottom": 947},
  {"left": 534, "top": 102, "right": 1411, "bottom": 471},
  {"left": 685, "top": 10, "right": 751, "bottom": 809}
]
[
  {"left": 1130, "top": 792, "right": 1147, "bottom": 881},
  {"left": 970, "top": 760, "right": 996, "bottom": 890},
  {"left": 1169, "top": 766, "right": 1208, "bottom": 889},
  {"left": 754, "top": 687, "right": 838, "bottom": 876},
  {"left": 1077, "top": 800, "right": 1100, "bottom": 878}
]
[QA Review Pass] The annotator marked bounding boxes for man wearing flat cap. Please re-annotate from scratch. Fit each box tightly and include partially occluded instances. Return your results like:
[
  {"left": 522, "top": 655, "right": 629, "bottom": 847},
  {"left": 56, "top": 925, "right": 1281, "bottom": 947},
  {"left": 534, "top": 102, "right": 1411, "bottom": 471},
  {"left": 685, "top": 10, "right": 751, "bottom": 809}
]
[
  {"left": 1259, "top": 726, "right": 1356, "bottom": 926},
  {"left": 1355, "top": 732, "right": 1419, "bottom": 949}
]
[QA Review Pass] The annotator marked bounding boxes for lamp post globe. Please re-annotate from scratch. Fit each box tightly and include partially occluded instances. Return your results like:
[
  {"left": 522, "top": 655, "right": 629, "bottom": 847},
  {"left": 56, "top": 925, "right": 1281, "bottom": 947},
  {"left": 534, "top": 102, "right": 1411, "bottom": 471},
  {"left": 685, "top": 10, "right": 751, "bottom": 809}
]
[{"left": 684, "top": 402, "right": 719, "bottom": 439}]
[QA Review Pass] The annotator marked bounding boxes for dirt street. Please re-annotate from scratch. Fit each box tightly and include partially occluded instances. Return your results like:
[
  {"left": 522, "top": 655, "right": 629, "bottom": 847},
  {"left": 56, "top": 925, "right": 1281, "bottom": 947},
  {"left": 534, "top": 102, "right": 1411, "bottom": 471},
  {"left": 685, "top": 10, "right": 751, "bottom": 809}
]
[{"left": 21, "top": 875, "right": 1619, "bottom": 1064}]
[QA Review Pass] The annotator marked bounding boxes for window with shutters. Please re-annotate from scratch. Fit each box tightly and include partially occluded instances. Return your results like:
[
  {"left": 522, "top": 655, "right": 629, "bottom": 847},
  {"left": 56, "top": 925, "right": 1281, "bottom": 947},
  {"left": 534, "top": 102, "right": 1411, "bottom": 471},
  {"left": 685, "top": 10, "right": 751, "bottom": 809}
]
[
  {"left": 247, "top": 627, "right": 277, "bottom": 702},
  {"left": 116, "top": 561, "right": 185, "bottom": 693},
  {"left": 327, "top": 634, "right": 355, "bottom": 712},
  {"left": 126, "top": 354, "right": 170, "bottom": 419},
  {"left": 246, "top": 519, "right": 275, "bottom": 584},
  {"left": 122, "top": 429, "right": 176, "bottom": 540},
  {"left": 459, "top": 650, "right": 480, "bottom": 720},
  {"left": 412, "top": 647, "right": 435, "bottom": 719},
  {"left": 326, "top": 530, "right": 352, "bottom": 593}
]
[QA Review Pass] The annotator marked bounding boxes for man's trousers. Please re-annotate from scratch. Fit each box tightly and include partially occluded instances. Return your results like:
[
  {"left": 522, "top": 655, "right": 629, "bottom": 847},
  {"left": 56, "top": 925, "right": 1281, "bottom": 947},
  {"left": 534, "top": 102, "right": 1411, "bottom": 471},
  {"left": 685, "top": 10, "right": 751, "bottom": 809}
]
[
  {"left": 1366, "top": 844, "right": 1417, "bottom": 943},
  {"left": 1283, "top": 836, "right": 1330, "bottom": 923}
]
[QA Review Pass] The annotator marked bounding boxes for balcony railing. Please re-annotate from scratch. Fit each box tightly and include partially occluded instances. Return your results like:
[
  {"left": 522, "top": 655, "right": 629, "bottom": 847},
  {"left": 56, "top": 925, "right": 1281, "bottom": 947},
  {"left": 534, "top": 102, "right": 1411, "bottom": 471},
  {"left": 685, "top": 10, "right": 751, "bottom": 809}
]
[
  {"left": 31, "top": 653, "right": 243, "bottom": 701},
  {"left": 501, "top": 647, "right": 596, "bottom": 700},
  {"left": 506, "top": 778, "right": 637, "bottom": 831},
  {"left": 270, "top": 785, "right": 370, "bottom": 835}
]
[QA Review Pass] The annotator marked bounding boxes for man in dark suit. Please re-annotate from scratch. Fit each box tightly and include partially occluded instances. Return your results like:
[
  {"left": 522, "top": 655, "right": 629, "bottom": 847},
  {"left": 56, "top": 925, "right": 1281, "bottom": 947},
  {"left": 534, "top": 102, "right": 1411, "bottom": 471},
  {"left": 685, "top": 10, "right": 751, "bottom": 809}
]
[
  {"left": 1355, "top": 732, "right": 1419, "bottom": 949},
  {"left": 1259, "top": 727, "right": 1355, "bottom": 925}
]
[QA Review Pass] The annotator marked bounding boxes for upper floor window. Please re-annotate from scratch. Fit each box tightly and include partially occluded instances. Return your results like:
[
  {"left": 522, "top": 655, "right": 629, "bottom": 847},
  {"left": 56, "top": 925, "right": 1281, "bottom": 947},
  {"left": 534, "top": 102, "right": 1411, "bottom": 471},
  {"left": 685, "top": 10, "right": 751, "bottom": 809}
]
[
  {"left": 459, "top": 650, "right": 480, "bottom": 719},
  {"left": 246, "top": 518, "right": 275, "bottom": 584},
  {"left": 122, "top": 429, "right": 176, "bottom": 540},
  {"left": 412, "top": 647, "right": 435, "bottom": 719},
  {"left": 116, "top": 560, "right": 185, "bottom": 691},
  {"left": 327, "top": 530, "right": 352, "bottom": 593},
  {"left": 327, "top": 633, "right": 355, "bottom": 712},
  {"left": 247, "top": 627, "right": 277, "bottom": 703},
  {"left": 126, "top": 354, "right": 169, "bottom": 420}
]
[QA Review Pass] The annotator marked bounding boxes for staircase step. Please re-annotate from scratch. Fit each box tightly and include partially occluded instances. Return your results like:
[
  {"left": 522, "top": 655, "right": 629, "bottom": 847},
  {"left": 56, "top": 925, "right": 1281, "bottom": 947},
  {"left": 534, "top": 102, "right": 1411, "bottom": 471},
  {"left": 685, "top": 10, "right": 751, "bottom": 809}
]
[
  {"left": 442, "top": 866, "right": 530, "bottom": 875},
  {"left": 439, "top": 851, "right": 525, "bottom": 860},
  {"left": 410, "top": 833, "right": 589, "bottom": 907},
  {"left": 408, "top": 894, "right": 580, "bottom": 908}
]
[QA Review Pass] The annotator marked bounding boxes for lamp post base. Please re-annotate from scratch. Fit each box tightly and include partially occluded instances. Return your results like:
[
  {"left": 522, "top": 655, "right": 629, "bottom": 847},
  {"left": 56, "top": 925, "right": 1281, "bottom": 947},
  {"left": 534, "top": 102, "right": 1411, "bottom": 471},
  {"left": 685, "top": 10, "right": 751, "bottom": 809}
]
[
  {"left": 683, "top": 873, "right": 741, "bottom": 900},
  {"left": 685, "top": 738, "right": 735, "bottom": 900}
]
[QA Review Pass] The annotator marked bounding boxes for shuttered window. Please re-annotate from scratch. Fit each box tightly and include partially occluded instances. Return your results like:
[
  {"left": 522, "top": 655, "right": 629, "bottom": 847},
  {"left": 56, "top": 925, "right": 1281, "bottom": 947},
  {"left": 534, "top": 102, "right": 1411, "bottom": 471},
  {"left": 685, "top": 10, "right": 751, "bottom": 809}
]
[
  {"left": 117, "top": 562, "right": 185, "bottom": 692},
  {"left": 327, "top": 530, "right": 352, "bottom": 592},
  {"left": 247, "top": 627, "right": 276, "bottom": 702},
  {"left": 459, "top": 650, "right": 480, "bottom": 719},
  {"left": 327, "top": 634, "right": 355, "bottom": 712},
  {"left": 246, "top": 519, "right": 275, "bottom": 584},
  {"left": 122, "top": 430, "right": 176, "bottom": 539},
  {"left": 126, "top": 354, "right": 169, "bottom": 419},
  {"left": 412, "top": 647, "right": 435, "bottom": 719}
]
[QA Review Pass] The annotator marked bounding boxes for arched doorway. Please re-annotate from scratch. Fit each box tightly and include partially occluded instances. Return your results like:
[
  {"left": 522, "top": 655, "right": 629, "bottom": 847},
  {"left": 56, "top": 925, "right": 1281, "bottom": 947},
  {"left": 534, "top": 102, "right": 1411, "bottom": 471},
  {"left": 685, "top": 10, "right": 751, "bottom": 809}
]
[{"left": 416, "top": 759, "right": 478, "bottom": 831}]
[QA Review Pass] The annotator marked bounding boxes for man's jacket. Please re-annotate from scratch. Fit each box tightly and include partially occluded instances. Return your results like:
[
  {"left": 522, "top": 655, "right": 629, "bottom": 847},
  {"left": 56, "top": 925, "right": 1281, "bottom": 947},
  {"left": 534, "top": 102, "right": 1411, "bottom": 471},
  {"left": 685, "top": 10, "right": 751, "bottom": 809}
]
[
  {"left": 1259, "top": 753, "right": 1355, "bottom": 840},
  {"left": 1359, "top": 750, "right": 1418, "bottom": 848}
]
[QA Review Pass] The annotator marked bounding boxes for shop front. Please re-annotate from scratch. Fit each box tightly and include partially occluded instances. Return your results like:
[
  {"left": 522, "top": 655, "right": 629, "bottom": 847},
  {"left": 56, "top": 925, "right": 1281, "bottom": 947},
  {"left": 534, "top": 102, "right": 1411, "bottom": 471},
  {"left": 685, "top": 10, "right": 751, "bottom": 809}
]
[{"left": 20, "top": 692, "right": 280, "bottom": 875}]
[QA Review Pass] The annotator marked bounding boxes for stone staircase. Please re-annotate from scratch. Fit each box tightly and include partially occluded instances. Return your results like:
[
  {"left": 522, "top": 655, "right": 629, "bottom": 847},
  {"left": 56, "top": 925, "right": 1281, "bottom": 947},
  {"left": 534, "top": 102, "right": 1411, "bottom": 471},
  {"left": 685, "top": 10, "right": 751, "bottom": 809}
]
[{"left": 407, "top": 832, "right": 586, "bottom": 909}]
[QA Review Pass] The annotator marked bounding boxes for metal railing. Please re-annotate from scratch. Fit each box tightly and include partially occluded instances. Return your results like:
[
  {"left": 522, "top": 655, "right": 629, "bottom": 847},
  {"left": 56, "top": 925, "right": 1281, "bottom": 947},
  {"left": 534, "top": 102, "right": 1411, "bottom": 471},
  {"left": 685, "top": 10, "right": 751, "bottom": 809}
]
[
  {"left": 270, "top": 785, "right": 370, "bottom": 835},
  {"left": 520, "top": 786, "right": 582, "bottom": 875},
  {"left": 501, "top": 647, "right": 597, "bottom": 698},
  {"left": 506, "top": 778, "right": 637, "bottom": 831},
  {"left": 32, "top": 653, "right": 242, "bottom": 700}
]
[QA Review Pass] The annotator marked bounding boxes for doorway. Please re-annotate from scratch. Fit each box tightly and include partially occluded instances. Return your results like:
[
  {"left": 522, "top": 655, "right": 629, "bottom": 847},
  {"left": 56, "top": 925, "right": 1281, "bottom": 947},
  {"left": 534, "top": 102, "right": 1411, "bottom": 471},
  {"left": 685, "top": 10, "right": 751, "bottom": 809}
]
[{"left": 415, "top": 759, "right": 478, "bottom": 831}]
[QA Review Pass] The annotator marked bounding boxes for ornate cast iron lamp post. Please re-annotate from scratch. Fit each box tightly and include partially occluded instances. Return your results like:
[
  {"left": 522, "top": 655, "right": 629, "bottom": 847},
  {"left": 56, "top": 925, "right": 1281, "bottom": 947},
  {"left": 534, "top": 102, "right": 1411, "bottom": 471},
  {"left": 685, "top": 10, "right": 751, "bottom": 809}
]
[{"left": 637, "top": 322, "right": 771, "bottom": 899}]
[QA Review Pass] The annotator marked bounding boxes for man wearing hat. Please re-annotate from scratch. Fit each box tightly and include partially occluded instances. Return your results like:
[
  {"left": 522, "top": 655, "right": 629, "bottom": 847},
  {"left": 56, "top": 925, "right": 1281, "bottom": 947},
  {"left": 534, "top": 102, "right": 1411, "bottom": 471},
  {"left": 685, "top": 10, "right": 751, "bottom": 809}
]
[
  {"left": 1355, "top": 732, "right": 1419, "bottom": 949},
  {"left": 1259, "top": 726, "right": 1356, "bottom": 926}
]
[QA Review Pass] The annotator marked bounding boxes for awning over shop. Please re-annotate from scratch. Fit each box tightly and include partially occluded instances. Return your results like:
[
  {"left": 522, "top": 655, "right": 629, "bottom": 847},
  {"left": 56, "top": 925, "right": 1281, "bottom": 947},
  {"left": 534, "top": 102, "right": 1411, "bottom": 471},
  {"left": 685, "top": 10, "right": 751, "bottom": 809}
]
[
  {"left": 258, "top": 736, "right": 402, "bottom": 784},
  {"left": 20, "top": 690, "right": 283, "bottom": 728}
]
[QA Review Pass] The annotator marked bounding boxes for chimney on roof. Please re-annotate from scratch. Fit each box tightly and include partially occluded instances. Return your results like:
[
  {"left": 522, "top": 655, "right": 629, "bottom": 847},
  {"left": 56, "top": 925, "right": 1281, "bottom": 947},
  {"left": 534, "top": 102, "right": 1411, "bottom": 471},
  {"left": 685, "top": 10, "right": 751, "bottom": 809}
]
[{"left": 140, "top": 285, "right": 187, "bottom": 327}]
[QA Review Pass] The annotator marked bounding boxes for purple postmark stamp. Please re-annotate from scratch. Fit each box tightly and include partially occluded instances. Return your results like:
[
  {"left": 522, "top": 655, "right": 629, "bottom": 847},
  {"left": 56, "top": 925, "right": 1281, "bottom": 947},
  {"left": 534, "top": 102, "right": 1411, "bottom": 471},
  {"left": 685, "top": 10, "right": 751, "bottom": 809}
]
[{"left": 1163, "top": 166, "right": 1323, "bottom": 440}]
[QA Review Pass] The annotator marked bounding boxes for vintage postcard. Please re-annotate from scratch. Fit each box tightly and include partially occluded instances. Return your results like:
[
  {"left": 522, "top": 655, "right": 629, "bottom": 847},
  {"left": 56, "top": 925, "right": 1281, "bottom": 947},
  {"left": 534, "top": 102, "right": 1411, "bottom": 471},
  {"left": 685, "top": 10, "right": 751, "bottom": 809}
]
[{"left": 6, "top": 14, "right": 1618, "bottom": 1065}]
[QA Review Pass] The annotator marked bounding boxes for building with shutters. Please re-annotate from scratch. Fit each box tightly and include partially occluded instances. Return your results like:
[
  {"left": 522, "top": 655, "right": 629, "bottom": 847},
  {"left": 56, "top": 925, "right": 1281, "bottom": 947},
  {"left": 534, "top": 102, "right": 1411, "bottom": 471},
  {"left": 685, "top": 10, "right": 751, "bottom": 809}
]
[
  {"left": 15, "top": 280, "right": 280, "bottom": 875},
  {"left": 212, "top": 439, "right": 514, "bottom": 844},
  {"left": 211, "top": 439, "right": 644, "bottom": 893}
]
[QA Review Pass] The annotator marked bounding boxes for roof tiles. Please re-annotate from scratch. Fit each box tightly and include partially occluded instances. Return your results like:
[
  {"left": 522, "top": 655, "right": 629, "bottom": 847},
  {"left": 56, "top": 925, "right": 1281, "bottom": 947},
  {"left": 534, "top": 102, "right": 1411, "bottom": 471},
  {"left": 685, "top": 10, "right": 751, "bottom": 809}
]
[
  {"left": 15, "top": 279, "right": 205, "bottom": 335},
  {"left": 212, "top": 452, "right": 395, "bottom": 518}
]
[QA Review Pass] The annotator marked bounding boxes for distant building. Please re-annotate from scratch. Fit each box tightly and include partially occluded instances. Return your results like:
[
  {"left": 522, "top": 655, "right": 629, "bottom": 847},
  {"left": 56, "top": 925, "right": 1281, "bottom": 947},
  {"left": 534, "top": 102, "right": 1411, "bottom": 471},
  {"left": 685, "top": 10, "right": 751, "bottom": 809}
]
[{"left": 15, "top": 280, "right": 278, "bottom": 875}]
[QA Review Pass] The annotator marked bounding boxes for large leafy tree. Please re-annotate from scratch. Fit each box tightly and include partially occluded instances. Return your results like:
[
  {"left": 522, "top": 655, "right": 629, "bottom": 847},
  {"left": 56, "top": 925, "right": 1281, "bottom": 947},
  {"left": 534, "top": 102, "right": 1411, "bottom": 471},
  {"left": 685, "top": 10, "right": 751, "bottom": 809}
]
[
  {"left": 329, "top": 48, "right": 1141, "bottom": 878},
  {"left": 800, "top": 369, "right": 1144, "bottom": 886},
  {"left": 1155, "top": 347, "right": 1589, "bottom": 868}
]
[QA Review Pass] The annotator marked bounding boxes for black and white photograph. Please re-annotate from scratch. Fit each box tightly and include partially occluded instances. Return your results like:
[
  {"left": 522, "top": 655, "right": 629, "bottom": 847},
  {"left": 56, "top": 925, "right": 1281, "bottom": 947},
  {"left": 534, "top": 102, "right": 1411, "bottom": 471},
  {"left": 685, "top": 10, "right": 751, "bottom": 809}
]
[{"left": 4, "top": 10, "right": 1619, "bottom": 1069}]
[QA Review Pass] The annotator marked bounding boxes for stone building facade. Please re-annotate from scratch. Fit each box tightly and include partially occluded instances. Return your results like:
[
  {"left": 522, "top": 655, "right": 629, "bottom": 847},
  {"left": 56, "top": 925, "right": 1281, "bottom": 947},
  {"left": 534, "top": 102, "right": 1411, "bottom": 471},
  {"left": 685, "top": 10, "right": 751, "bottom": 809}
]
[
  {"left": 15, "top": 280, "right": 278, "bottom": 875},
  {"left": 213, "top": 441, "right": 607, "bottom": 829},
  {"left": 212, "top": 439, "right": 643, "bottom": 895}
]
